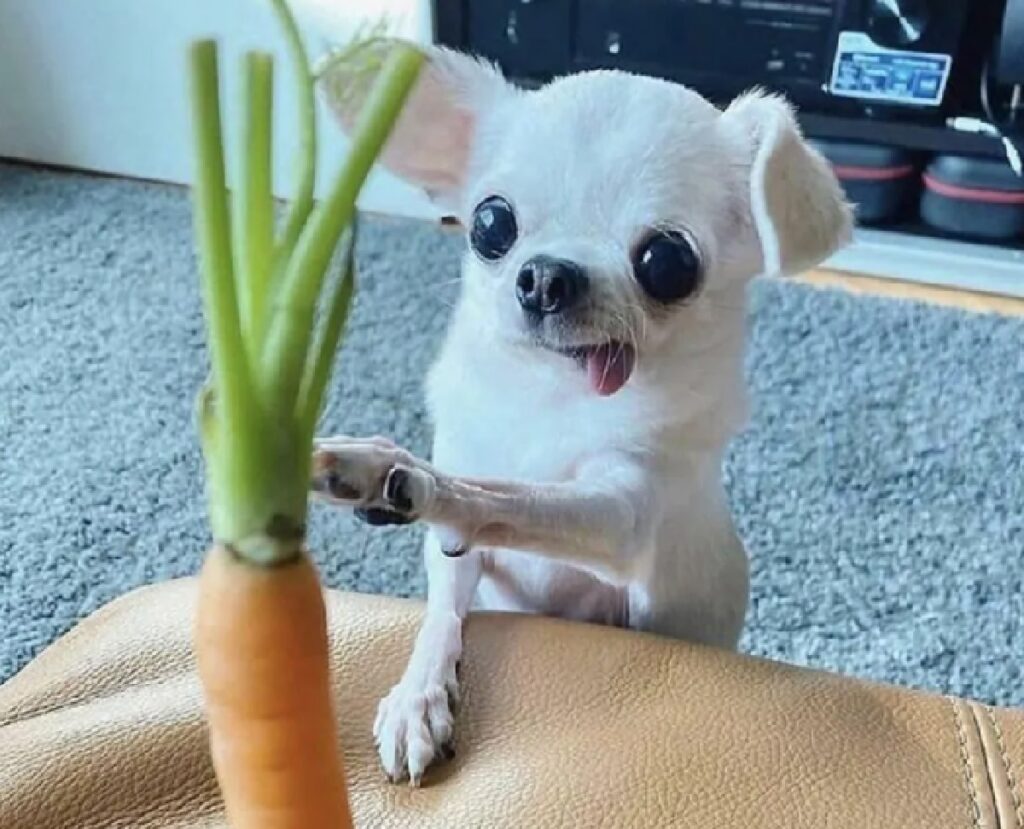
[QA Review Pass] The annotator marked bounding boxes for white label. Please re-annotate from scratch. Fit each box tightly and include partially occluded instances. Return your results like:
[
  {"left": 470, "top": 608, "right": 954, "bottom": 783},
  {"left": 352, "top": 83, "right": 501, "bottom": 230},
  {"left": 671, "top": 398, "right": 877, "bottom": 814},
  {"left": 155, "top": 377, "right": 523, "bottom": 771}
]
[{"left": 829, "top": 31, "right": 952, "bottom": 107}]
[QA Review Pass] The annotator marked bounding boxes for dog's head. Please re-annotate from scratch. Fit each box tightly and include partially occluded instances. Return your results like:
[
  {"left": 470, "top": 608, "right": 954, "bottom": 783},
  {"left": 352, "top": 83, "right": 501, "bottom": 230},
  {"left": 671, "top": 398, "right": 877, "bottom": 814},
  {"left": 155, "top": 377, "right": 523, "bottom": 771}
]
[{"left": 322, "top": 47, "right": 851, "bottom": 397}]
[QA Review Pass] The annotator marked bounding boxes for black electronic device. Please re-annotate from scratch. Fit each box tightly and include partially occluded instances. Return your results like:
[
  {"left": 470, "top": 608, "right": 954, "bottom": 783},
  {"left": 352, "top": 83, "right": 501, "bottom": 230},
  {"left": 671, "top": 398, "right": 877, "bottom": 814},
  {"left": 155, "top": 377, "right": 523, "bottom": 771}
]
[{"left": 437, "top": 1, "right": 995, "bottom": 120}]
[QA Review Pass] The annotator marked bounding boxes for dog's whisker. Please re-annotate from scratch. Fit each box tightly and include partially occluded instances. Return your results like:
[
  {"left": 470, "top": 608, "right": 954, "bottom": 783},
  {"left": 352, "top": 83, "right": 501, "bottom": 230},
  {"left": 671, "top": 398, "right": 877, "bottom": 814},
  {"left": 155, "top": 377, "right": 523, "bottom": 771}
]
[
  {"left": 606, "top": 305, "right": 642, "bottom": 348},
  {"left": 618, "top": 301, "right": 648, "bottom": 344}
]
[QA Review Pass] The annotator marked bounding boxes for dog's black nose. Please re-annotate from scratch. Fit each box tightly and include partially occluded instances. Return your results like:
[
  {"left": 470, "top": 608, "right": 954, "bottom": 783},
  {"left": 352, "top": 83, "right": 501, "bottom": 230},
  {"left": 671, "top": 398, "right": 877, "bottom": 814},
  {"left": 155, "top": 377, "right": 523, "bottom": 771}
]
[{"left": 516, "top": 256, "right": 588, "bottom": 317}]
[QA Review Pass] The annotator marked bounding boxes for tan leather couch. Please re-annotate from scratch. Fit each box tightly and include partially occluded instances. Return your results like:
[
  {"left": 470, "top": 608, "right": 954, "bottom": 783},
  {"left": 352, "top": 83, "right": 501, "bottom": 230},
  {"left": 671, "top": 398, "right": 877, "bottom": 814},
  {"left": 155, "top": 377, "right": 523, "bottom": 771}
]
[{"left": 1, "top": 578, "right": 1022, "bottom": 828}]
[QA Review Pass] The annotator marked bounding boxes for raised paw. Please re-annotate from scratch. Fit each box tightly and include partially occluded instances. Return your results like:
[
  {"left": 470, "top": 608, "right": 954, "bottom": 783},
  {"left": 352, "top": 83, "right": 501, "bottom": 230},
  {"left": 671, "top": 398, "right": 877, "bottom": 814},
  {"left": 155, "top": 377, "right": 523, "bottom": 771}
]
[
  {"left": 311, "top": 437, "right": 437, "bottom": 525},
  {"left": 374, "top": 670, "right": 460, "bottom": 786}
]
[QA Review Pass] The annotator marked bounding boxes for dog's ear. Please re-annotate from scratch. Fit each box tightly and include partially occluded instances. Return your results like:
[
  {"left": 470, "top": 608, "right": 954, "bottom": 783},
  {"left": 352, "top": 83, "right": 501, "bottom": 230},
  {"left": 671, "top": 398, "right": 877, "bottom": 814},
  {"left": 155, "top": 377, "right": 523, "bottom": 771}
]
[
  {"left": 319, "top": 42, "right": 513, "bottom": 207},
  {"left": 722, "top": 90, "right": 852, "bottom": 277}
]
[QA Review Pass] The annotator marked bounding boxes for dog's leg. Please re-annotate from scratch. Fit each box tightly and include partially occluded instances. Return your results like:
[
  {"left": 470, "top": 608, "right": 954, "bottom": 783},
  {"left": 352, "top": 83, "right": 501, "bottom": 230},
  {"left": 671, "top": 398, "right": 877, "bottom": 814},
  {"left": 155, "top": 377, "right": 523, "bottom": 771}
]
[
  {"left": 374, "top": 532, "right": 481, "bottom": 785},
  {"left": 314, "top": 436, "right": 484, "bottom": 784},
  {"left": 312, "top": 438, "right": 648, "bottom": 580}
]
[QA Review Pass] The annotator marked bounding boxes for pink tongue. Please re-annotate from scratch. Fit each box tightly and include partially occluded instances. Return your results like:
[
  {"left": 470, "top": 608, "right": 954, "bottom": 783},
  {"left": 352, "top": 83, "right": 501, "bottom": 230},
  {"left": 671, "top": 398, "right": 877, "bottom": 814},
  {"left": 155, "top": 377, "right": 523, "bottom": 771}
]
[{"left": 586, "top": 342, "right": 636, "bottom": 396}]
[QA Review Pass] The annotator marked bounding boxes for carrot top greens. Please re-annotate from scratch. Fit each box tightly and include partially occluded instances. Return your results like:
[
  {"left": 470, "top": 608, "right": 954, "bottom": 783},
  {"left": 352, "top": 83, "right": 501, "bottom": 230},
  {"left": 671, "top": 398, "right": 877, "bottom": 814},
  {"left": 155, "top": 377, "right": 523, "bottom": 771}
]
[{"left": 187, "top": 1, "right": 423, "bottom": 565}]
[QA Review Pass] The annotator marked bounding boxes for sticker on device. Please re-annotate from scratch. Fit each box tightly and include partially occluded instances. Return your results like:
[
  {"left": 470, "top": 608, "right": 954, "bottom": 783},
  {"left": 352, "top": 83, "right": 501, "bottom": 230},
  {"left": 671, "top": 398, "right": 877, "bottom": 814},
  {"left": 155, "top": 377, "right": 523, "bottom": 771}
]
[{"left": 828, "top": 31, "right": 952, "bottom": 107}]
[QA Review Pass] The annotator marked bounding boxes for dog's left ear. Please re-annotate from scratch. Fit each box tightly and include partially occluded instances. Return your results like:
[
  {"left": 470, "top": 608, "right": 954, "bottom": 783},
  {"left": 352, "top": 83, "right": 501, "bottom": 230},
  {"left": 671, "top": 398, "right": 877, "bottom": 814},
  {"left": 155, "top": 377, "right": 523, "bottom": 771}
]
[{"left": 722, "top": 91, "right": 853, "bottom": 277}]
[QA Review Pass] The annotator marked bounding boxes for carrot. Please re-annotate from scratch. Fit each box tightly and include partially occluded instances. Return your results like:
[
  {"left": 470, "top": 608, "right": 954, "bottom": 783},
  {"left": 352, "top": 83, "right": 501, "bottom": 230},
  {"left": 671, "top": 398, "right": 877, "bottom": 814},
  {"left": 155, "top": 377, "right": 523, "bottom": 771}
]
[
  {"left": 196, "top": 547, "right": 352, "bottom": 828},
  {"left": 184, "top": 3, "right": 423, "bottom": 825}
]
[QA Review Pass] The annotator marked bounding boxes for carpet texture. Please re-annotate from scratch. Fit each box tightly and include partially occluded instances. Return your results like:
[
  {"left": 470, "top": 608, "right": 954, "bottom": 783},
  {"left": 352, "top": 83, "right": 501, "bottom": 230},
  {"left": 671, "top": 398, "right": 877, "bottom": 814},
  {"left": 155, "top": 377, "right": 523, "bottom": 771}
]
[{"left": 1, "top": 163, "right": 1022, "bottom": 705}]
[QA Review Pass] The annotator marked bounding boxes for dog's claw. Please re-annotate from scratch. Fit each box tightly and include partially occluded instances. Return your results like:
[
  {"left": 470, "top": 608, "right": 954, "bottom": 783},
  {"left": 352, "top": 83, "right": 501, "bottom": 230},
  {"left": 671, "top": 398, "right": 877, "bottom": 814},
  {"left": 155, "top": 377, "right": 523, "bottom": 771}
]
[
  {"left": 441, "top": 545, "right": 468, "bottom": 558},
  {"left": 384, "top": 466, "right": 414, "bottom": 512},
  {"left": 435, "top": 524, "right": 472, "bottom": 558},
  {"left": 355, "top": 507, "right": 415, "bottom": 526}
]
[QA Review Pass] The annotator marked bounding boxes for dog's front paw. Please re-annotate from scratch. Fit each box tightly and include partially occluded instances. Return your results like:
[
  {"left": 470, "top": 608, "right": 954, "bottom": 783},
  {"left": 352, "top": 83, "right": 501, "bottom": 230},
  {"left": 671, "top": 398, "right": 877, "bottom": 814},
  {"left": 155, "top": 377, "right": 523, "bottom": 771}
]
[
  {"left": 311, "top": 436, "right": 436, "bottom": 525},
  {"left": 374, "top": 669, "right": 459, "bottom": 786}
]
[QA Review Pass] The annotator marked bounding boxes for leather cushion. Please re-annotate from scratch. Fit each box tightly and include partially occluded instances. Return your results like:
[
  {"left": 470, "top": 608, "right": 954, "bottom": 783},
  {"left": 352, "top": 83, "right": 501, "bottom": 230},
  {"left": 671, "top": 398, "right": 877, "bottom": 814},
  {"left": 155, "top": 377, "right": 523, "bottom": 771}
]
[{"left": 1, "top": 578, "right": 1022, "bottom": 828}]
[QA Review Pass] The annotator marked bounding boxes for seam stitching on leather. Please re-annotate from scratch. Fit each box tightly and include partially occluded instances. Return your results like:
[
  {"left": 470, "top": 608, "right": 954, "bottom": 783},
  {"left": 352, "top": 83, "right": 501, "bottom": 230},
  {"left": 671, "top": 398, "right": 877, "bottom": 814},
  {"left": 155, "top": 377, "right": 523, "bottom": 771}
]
[
  {"left": 987, "top": 707, "right": 1024, "bottom": 829},
  {"left": 970, "top": 701, "right": 1004, "bottom": 829},
  {"left": 954, "top": 699, "right": 983, "bottom": 829}
]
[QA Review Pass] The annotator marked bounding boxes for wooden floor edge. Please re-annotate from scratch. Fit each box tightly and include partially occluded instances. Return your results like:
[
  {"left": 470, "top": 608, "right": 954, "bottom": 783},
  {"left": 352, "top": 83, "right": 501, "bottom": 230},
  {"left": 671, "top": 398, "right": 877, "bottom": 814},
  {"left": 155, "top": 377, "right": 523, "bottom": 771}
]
[{"left": 799, "top": 270, "right": 1024, "bottom": 318}]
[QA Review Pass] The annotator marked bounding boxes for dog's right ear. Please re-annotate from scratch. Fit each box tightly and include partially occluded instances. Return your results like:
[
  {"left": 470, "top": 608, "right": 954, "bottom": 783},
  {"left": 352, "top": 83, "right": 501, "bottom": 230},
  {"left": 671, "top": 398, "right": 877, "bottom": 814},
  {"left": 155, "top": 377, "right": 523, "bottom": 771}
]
[{"left": 319, "top": 42, "right": 513, "bottom": 207}]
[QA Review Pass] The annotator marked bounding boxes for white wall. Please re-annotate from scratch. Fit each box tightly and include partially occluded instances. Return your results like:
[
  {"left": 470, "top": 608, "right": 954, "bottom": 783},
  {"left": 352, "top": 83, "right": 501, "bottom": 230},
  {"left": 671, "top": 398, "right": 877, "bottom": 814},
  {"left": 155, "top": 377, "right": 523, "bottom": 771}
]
[{"left": 0, "top": 0, "right": 437, "bottom": 218}]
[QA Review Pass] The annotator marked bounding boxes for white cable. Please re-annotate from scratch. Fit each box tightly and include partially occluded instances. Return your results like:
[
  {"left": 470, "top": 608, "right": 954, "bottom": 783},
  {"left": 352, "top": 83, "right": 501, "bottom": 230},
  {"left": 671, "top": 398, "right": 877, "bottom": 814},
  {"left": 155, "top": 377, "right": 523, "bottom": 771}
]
[
  {"left": 1001, "top": 137, "right": 1024, "bottom": 176},
  {"left": 947, "top": 116, "right": 1000, "bottom": 136},
  {"left": 946, "top": 117, "right": 1024, "bottom": 177}
]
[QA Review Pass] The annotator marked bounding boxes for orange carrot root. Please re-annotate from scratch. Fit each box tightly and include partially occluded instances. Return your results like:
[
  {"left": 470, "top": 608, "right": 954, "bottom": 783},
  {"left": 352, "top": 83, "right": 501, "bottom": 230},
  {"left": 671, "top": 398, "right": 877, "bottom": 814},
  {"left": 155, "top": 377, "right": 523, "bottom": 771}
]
[{"left": 195, "top": 546, "right": 353, "bottom": 829}]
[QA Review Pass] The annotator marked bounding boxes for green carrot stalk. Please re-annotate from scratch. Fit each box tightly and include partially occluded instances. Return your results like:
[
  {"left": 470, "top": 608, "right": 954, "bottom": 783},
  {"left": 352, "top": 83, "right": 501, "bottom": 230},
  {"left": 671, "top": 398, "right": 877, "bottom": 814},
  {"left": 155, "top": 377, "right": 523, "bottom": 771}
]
[
  {"left": 268, "top": 0, "right": 317, "bottom": 270},
  {"left": 259, "top": 43, "right": 424, "bottom": 415},
  {"left": 297, "top": 222, "right": 357, "bottom": 444},
  {"left": 234, "top": 51, "right": 275, "bottom": 360},
  {"left": 188, "top": 41, "right": 273, "bottom": 552}
]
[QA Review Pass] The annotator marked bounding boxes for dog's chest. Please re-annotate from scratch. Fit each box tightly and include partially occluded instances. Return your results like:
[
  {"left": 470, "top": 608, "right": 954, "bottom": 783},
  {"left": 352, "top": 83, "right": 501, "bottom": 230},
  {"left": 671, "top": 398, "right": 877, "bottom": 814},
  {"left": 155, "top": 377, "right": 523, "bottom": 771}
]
[
  {"left": 428, "top": 352, "right": 640, "bottom": 481},
  {"left": 440, "top": 406, "right": 593, "bottom": 480}
]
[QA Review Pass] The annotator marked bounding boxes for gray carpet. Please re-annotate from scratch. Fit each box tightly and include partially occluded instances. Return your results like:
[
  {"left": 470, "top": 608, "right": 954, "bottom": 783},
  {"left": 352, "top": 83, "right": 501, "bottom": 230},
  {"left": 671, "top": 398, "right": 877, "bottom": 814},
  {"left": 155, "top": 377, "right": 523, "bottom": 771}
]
[{"left": 1, "top": 162, "right": 1022, "bottom": 706}]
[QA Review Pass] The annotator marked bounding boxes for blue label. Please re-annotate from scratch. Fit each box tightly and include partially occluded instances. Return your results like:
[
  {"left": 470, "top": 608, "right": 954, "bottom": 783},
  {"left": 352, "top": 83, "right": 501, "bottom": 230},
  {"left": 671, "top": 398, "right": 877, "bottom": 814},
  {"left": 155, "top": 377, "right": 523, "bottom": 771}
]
[{"left": 829, "top": 32, "right": 951, "bottom": 107}]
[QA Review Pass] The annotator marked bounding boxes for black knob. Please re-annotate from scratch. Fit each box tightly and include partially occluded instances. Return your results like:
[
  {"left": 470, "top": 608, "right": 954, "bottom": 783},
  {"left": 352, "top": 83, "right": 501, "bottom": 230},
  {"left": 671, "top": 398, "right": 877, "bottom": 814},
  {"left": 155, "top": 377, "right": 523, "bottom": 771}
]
[{"left": 868, "top": 0, "right": 931, "bottom": 47}]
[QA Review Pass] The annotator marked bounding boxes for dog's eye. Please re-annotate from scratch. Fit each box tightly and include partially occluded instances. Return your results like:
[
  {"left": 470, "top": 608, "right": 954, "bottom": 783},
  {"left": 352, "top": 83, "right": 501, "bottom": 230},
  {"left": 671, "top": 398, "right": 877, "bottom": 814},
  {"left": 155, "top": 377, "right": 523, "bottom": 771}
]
[
  {"left": 470, "top": 196, "right": 518, "bottom": 261},
  {"left": 633, "top": 230, "right": 702, "bottom": 303}
]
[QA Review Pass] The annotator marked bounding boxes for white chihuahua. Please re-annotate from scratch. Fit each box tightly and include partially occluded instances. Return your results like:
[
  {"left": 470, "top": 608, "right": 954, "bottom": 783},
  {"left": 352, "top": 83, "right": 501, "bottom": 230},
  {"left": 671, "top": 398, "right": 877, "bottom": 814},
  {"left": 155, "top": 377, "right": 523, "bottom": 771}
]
[{"left": 311, "top": 47, "right": 852, "bottom": 785}]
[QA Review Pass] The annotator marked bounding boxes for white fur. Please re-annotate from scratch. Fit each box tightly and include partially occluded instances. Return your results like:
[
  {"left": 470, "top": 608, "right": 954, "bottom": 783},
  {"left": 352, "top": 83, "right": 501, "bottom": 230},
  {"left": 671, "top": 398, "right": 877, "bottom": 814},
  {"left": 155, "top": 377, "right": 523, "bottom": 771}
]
[{"left": 314, "top": 45, "right": 853, "bottom": 784}]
